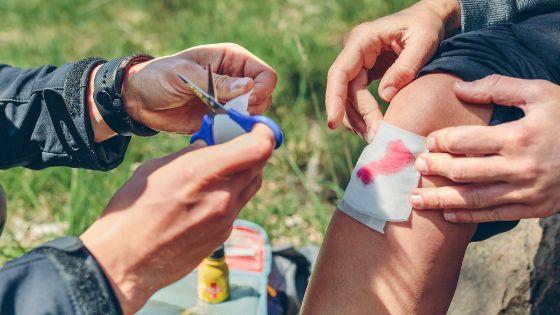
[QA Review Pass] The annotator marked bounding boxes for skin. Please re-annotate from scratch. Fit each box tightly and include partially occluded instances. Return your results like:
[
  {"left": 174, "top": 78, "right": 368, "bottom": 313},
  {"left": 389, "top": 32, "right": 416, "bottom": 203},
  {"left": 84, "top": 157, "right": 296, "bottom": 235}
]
[
  {"left": 302, "top": 73, "right": 493, "bottom": 315},
  {"left": 82, "top": 43, "right": 278, "bottom": 314},
  {"left": 325, "top": 0, "right": 460, "bottom": 141},
  {"left": 88, "top": 43, "right": 277, "bottom": 142},
  {"left": 411, "top": 75, "right": 560, "bottom": 223},
  {"left": 24, "top": 43, "right": 277, "bottom": 313},
  {"left": 81, "top": 124, "right": 276, "bottom": 314}
]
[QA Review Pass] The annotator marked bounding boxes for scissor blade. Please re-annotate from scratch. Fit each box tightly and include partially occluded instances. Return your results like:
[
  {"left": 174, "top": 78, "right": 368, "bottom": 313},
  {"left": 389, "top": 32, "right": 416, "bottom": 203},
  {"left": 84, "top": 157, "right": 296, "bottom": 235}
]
[
  {"left": 177, "top": 74, "right": 226, "bottom": 115},
  {"left": 207, "top": 65, "right": 217, "bottom": 100}
]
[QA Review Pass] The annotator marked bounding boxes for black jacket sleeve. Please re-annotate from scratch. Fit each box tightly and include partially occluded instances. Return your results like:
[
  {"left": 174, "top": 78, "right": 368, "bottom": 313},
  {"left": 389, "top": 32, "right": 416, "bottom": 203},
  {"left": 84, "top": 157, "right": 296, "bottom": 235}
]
[
  {"left": 0, "top": 237, "right": 123, "bottom": 315},
  {"left": 459, "top": 0, "right": 560, "bottom": 32},
  {"left": 0, "top": 58, "right": 130, "bottom": 171}
]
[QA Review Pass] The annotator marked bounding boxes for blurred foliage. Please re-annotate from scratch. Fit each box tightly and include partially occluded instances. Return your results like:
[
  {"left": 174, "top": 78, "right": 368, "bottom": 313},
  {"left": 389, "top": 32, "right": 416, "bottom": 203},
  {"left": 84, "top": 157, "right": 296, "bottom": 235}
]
[{"left": 0, "top": 0, "right": 413, "bottom": 262}]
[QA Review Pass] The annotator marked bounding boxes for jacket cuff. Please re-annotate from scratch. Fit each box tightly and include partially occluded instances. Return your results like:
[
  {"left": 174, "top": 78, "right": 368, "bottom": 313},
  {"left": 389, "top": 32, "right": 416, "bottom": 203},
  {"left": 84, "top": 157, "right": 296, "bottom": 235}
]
[
  {"left": 458, "top": 0, "right": 516, "bottom": 32},
  {"left": 61, "top": 57, "right": 131, "bottom": 171},
  {"left": 34, "top": 237, "right": 123, "bottom": 314}
]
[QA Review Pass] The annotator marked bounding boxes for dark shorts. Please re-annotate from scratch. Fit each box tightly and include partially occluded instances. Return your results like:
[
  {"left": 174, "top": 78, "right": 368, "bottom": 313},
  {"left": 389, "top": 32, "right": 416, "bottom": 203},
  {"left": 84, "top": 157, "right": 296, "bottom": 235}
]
[{"left": 419, "top": 11, "right": 560, "bottom": 241}]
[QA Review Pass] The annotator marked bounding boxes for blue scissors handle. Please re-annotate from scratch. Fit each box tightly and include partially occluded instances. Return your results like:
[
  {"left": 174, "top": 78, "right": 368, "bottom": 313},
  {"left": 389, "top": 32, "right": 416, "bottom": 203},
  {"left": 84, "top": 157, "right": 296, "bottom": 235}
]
[
  {"left": 190, "top": 115, "right": 215, "bottom": 146},
  {"left": 226, "top": 109, "right": 284, "bottom": 149},
  {"left": 190, "top": 110, "right": 284, "bottom": 149}
]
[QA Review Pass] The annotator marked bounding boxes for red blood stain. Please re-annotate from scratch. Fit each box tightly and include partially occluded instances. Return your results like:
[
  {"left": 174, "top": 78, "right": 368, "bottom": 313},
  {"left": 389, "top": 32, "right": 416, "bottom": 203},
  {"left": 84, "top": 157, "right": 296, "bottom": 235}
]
[{"left": 357, "top": 139, "right": 415, "bottom": 185}]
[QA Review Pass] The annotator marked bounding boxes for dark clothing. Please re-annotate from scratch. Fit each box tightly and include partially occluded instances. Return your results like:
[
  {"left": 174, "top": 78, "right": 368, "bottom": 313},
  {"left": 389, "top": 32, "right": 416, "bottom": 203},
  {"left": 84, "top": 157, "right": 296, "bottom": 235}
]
[
  {"left": 459, "top": 0, "right": 560, "bottom": 32},
  {"left": 0, "top": 58, "right": 128, "bottom": 314},
  {"left": 0, "top": 58, "right": 130, "bottom": 170},
  {"left": 421, "top": 11, "right": 560, "bottom": 241}
]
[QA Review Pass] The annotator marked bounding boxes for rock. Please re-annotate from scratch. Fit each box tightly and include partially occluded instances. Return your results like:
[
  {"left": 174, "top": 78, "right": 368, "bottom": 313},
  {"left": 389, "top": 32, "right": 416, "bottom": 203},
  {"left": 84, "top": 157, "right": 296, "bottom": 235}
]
[
  {"left": 530, "top": 215, "right": 560, "bottom": 315},
  {"left": 448, "top": 215, "right": 560, "bottom": 315}
]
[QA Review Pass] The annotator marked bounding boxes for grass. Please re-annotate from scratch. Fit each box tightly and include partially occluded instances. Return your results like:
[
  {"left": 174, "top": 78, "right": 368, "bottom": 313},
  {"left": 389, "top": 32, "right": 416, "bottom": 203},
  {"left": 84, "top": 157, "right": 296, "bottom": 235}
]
[{"left": 0, "top": 0, "right": 414, "bottom": 263}]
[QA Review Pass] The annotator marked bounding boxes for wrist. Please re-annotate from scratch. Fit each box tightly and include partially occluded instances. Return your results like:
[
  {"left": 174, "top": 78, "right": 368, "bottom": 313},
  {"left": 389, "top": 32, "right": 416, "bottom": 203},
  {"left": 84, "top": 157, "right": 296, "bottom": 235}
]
[
  {"left": 81, "top": 226, "right": 150, "bottom": 315},
  {"left": 88, "top": 65, "right": 118, "bottom": 143},
  {"left": 122, "top": 61, "right": 148, "bottom": 126},
  {"left": 422, "top": 0, "right": 461, "bottom": 36}
]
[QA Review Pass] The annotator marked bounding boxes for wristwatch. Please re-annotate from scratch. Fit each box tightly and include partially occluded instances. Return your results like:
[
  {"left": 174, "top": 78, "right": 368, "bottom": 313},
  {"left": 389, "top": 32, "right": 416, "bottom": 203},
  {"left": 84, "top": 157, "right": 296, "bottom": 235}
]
[{"left": 93, "top": 54, "right": 158, "bottom": 137}]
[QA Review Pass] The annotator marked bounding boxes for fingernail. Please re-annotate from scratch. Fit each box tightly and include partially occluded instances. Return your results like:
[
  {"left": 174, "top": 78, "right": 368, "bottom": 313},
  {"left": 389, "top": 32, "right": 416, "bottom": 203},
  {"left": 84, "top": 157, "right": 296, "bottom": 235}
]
[
  {"left": 410, "top": 194, "right": 423, "bottom": 208},
  {"left": 426, "top": 135, "right": 435, "bottom": 151},
  {"left": 249, "top": 94, "right": 257, "bottom": 104},
  {"left": 381, "top": 86, "right": 398, "bottom": 101},
  {"left": 230, "top": 77, "right": 251, "bottom": 91},
  {"left": 444, "top": 212, "right": 457, "bottom": 222},
  {"left": 415, "top": 157, "right": 428, "bottom": 174}
]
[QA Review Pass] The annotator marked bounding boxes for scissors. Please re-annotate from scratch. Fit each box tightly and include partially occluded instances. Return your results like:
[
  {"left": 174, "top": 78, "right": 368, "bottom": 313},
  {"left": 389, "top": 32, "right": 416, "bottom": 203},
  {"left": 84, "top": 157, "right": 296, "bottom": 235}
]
[{"left": 178, "top": 67, "right": 283, "bottom": 149}]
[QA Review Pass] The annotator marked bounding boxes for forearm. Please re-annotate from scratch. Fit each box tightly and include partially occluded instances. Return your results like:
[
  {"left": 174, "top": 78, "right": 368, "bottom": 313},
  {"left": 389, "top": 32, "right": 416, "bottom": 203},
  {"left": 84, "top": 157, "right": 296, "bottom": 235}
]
[
  {"left": 0, "top": 60, "right": 129, "bottom": 170},
  {"left": 459, "top": 0, "right": 560, "bottom": 32},
  {"left": 302, "top": 74, "right": 492, "bottom": 314}
]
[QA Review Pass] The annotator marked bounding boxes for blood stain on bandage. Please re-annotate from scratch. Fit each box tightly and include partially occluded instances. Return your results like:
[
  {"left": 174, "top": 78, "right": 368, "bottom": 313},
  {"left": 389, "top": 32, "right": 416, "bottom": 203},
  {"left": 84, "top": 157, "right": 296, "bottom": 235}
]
[{"left": 357, "top": 139, "right": 415, "bottom": 185}]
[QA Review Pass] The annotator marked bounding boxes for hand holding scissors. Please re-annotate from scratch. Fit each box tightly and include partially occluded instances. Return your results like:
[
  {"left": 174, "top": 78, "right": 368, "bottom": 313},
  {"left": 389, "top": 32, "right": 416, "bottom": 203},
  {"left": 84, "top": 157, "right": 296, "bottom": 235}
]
[{"left": 178, "top": 67, "right": 283, "bottom": 149}]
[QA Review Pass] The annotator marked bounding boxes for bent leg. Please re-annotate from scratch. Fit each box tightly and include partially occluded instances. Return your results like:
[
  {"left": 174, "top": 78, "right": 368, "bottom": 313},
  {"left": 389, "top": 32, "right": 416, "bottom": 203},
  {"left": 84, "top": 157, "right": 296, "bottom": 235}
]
[{"left": 301, "top": 74, "right": 493, "bottom": 315}]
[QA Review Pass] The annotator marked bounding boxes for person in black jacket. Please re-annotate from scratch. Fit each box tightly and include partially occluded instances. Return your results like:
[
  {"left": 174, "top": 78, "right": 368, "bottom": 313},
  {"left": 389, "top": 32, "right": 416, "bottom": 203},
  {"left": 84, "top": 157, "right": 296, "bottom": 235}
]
[{"left": 0, "top": 43, "right": 278, "bottom": 314}]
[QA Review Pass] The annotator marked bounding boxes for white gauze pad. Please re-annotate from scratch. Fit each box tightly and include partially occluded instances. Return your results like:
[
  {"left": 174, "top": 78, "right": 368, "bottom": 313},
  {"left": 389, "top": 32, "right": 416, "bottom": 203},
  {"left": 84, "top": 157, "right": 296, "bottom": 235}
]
[
  {"left": 338, "top": 121, "right": 427, "bottom": 233},
  {"left": 212, "top": 89, "right": 253, "bottom": 144}
]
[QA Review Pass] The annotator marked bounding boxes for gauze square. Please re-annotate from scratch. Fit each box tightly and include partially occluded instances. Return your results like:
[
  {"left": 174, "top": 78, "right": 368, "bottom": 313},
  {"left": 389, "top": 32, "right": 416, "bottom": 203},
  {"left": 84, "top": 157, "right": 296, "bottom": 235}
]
[
  {"left": 338, "top": 121, "right": 426, "bottom": 232},
  {"left": 212, "top": 89, "right": 253, "bottom": 144}
]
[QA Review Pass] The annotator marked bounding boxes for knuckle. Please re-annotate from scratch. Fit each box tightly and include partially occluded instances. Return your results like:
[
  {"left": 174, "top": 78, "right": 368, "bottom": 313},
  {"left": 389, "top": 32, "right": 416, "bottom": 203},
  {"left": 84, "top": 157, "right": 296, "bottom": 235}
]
[
  {"left": 488, "top": 209, "right": 504, "bottom": 222},
  {"left": 513, "top": 125, "right": 536, "bottom": 148},
  {"left": 526, "top": 81, "right": 548, "bottom": 98},
  {"left": 213, "top": 192, "right": 233, "bottom": 218},
  {"left": 465, "top": 189, "right": 483, "bottom": 208},
  {"left": 432, "top": 194, "right": 446, "bottom": 209},
  {"left": 449, "top": 160, "right": 468, "bottom": 182},
  {"left": 519, "top": 159, "right": 540, "bottom": 180}
]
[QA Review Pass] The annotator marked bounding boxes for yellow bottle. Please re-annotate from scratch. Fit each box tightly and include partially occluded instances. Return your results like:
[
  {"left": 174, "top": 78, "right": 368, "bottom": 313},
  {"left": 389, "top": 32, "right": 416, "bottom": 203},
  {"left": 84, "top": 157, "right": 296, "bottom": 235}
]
[{"left": 197, "top": 245, "right": 230, "bottom": 303}]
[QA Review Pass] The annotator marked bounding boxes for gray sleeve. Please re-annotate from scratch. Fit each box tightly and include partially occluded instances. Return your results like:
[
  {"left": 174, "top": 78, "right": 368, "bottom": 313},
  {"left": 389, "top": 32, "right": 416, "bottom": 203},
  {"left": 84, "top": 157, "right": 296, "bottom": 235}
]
[{"left": 459, "top": 0, "right": 560, "bottom": 32}]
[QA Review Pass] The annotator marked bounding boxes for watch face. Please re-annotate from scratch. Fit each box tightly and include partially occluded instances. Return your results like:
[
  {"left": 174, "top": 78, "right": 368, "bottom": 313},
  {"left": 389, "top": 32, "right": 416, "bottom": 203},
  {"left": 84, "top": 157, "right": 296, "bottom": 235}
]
[{"left": 95, "top": 89, "right": 113, "bottom": 108}]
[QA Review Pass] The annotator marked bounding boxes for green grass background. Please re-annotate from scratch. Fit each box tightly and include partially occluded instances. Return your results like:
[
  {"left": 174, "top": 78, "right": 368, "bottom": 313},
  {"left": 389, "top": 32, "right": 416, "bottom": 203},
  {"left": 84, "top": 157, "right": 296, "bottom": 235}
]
[{"left": 0, "top": 0, "right": 414, "bottom": 263}]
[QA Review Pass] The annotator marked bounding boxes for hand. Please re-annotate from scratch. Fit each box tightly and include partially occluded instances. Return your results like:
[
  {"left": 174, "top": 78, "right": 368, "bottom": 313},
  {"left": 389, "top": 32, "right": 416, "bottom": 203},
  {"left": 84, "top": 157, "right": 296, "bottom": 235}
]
[
  {"left": 80, "top": 124, "right": 275, "bottom": 314},
  {"left": 410, "top": 75, "right": 560, "bottom": 223},
  {"left": 122, "top": 43, "right": 277, "bottom": 134},
  {"left": 325, "top": 0, "right": 460, "bottom": 141}
]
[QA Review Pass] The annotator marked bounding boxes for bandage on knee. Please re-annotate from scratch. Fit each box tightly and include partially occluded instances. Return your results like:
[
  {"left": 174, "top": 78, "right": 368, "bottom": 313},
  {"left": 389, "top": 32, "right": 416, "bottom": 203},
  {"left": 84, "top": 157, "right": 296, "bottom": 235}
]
[{"left": 338, "top": 121, "right": 426, "bottom": 233}]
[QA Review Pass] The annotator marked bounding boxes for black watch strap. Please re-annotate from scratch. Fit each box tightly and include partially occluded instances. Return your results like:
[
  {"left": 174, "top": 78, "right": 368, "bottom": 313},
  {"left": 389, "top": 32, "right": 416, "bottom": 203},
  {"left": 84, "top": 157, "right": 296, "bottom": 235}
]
[{"left": 93, "top": 54, "right": 158, "bottom": 137}]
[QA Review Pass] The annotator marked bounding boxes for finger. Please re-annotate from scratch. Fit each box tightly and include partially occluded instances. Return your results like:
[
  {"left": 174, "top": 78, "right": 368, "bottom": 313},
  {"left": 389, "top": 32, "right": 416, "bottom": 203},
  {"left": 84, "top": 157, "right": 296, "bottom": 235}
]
[
  {"left": 184, "top": 124, "right": 275, "bottom": 176},
  {"left": 233, "top": 174, "right": 264, "bottom": 216},
  {"left": 416, "top": 153, "right": 513, "bottom": 182},
  {"left": 348, "top": 69, "right": 383, "bottom": 142},
  {"left": 228, "top": 162, "right": 266, "bottom": 195},
  {"left": 326, "top": 37, "right": 380, "bottom": 129},
  {"left": 213, "top": 74, "right": 254, "bottom": 101},
  {"left": 443, "top": 203, "right": 532, "bottom": 223},
  {"left": 247, "top": 95, "right": 273, "bottom": 115},
  {"left": 378, "top": 36, "right": 437, "bottom": 101},
  {"left": 426, "top": 124, "right": 509, "bottom": 154},
  {"left": 249, "top": 69, "right": 277, "bottom": 109},
  {"left": 411, "top": 182, "right": 526, "bottom": 210},
  {"left": 454, "top": 75, "right": 550, "bottom": 111},
  {"left": 342, "top": 100, "right": 367, "bottom": 139}
]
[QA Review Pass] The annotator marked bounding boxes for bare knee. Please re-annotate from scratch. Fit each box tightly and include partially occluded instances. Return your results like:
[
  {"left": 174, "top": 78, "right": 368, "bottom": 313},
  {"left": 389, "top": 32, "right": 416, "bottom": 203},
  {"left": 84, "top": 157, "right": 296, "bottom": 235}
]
[{"left": 385, "top": 73, "right": 492, "bottom": 136}]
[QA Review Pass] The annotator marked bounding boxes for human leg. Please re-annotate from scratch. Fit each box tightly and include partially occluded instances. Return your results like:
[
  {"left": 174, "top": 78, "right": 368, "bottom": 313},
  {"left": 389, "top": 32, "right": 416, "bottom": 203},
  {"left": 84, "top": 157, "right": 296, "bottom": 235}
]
[{"left": 301, "top": 73, "right": 493, "bottom": 315}]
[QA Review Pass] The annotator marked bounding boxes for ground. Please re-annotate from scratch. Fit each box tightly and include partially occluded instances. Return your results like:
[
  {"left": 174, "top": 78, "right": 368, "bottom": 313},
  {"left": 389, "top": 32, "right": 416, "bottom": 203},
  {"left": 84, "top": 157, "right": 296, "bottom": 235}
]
[{"left": 0, "top": 0, "right": 413, "bottom": 263}]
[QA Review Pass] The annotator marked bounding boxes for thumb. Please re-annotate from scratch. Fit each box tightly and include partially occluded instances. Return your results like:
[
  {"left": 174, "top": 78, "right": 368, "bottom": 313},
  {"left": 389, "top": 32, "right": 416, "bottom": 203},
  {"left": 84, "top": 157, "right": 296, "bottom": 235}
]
[
  {"left": 454, "top": 75, "right": 544, "bottom": 111},
  {"left": 212, "top": 74, "right": 254, "bottom": 101},
  {"left": 181, "top": 124, "right": 275, "bottom": 176},
  {"left": 378, "top": 37, "right": 437, "bottom": 102}
]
